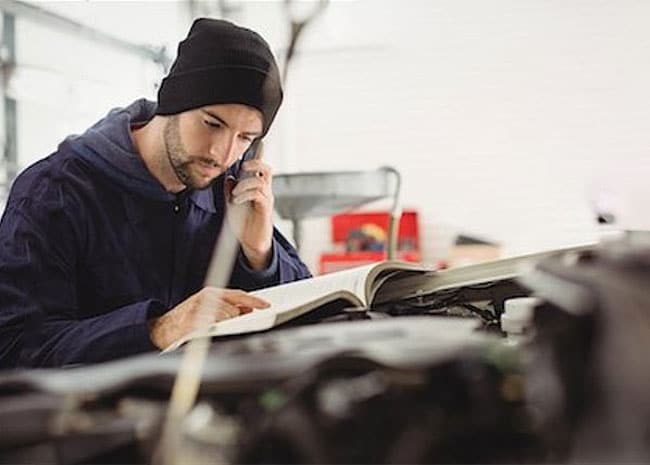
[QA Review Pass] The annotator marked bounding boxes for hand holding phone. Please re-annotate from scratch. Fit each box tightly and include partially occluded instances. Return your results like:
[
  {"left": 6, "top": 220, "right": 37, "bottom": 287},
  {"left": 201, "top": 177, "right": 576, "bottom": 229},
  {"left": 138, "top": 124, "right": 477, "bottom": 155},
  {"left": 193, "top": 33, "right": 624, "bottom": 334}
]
[
  {"left": 225, "top": 139, "right": 274, "bottom": 270},
  {"left": 229, "top": 139, "right": 264, "bottom": 183}
]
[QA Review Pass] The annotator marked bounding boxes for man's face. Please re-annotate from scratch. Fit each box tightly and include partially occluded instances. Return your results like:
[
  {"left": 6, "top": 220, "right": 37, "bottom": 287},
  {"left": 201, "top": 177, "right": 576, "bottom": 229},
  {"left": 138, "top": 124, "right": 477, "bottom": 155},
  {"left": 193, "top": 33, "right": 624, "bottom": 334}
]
[{"left": 163, "top": 103, "right": 263, "bottom": 190}]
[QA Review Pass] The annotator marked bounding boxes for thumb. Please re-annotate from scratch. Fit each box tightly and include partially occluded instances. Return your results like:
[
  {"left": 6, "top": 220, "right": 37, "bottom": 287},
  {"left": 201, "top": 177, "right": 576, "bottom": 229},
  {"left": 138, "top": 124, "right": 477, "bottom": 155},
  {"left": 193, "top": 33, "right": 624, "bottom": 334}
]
[{"left": 224, "top": 176, "right": 236, "bottom": 204}]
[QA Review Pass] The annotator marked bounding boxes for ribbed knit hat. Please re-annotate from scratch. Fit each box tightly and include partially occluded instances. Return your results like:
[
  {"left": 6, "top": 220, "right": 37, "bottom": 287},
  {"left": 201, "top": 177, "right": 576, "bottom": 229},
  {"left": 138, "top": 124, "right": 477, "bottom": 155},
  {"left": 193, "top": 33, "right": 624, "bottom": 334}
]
[{"left": 156, "top": 18, "right": 283, "bottom": 136}]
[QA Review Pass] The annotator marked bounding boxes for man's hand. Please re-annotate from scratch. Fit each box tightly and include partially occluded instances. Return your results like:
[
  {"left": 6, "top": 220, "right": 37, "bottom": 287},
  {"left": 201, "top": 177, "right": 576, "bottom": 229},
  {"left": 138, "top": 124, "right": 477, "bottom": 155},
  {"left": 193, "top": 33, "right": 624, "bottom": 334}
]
[
  {"left": 225, "top": 143, "right": 274, "bottom": 270},
  {"left": 148, "top": 287, "right": 270, "bottom": 350}
]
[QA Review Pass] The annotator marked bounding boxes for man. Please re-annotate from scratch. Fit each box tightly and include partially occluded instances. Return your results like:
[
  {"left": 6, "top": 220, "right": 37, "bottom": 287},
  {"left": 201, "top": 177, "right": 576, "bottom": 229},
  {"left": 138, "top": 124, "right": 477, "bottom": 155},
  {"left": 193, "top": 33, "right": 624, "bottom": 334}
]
[{"left": 0, "top": 18, "right": 311, "bottom": 368}]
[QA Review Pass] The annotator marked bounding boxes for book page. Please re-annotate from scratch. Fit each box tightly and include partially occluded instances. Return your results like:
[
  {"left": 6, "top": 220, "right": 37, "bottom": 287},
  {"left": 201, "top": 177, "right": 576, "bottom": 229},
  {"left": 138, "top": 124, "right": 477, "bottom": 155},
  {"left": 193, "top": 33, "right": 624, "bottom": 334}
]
[
  {"left": 373, "top": 244, "right": 595, "bottom": 304},
  {"left": 367, "top": 269, "right": 433, "bottom": 304},
  {"left": 163, "top": 264, "right": 378, "bottom": 352},
  {"left": 240, "top": 261, "right": 429, "bottom": 327},
  {"left": 253, "top": 263, "right": 377, "bottom": 307},
  {"left": 362, "top": 260, "right": 434, "bottom": 302},
  {"left": 214, "top": 264, "right": 377, "bottom": 334}
]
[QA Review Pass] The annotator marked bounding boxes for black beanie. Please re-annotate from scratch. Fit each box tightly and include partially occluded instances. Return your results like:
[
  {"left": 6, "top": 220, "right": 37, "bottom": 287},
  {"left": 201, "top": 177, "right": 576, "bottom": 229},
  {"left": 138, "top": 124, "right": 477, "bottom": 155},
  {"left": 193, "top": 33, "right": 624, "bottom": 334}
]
[{"left": 156, "top": 18, "right": 283, "bottom": 136}]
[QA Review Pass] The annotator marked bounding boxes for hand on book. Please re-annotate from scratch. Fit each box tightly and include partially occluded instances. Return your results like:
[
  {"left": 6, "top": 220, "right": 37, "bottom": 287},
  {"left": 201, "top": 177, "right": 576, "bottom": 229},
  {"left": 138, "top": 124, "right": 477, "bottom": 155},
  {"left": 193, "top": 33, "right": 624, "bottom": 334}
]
[{"left": 148, "top": 287, "right": 270, "bottom": 350}]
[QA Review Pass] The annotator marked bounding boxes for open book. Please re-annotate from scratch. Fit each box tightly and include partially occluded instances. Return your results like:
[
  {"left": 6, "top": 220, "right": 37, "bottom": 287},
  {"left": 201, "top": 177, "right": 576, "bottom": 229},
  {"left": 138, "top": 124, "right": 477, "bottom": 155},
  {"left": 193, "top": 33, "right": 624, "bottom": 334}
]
[{"left": 164, "top": 243, "right": 594, "bottom": 352}]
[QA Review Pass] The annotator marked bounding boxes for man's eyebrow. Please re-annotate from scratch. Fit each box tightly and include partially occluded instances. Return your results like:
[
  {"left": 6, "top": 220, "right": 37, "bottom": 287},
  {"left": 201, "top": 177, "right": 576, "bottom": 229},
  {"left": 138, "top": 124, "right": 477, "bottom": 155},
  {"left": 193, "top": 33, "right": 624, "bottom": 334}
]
[{"left": 201, "top": 110, "right": 262, "bottom": 136}]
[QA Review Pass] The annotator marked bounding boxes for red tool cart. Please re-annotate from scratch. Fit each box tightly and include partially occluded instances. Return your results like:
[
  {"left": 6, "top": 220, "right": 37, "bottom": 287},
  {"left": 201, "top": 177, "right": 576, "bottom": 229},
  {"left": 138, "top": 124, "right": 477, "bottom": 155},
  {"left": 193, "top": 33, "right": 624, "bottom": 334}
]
[{"left": 318, "top": 210, "right": 421, "bottom": 274}]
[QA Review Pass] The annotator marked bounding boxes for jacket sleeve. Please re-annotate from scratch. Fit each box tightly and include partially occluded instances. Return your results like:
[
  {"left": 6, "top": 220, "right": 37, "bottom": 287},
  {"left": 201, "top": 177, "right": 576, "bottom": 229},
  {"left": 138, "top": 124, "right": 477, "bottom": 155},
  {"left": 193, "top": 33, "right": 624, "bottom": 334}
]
[
  {"left": 229, "top": 226, "right": 312, "bottom": 291},
  {"left": 0, "top": 198, "right": 162, "bottom": 369}
]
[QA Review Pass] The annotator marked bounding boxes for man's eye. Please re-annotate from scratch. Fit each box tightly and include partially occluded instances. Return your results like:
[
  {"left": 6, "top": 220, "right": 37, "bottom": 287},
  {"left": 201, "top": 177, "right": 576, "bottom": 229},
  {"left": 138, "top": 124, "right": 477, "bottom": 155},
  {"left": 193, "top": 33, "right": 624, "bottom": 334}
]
[
  {"left": 204, "top": 120, "right": 221, "bottom": 129},
  {"left": 240, "top": 135, "right": 255, "bottom": 143}
]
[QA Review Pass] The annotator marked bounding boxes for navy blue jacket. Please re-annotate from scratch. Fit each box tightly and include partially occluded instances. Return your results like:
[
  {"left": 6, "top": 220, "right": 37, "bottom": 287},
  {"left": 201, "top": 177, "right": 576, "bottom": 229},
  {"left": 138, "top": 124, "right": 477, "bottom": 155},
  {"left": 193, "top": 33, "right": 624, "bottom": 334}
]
[{"left": 0, "top": 99, "right": 311, "bottom": 368}]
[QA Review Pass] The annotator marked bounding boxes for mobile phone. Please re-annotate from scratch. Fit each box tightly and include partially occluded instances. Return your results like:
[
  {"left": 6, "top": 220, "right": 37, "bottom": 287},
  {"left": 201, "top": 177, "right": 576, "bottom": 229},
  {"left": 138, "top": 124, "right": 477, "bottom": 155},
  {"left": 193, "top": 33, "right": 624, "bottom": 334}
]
[{"left": 230, "top": 139, "right": 263, "bottom": 182}]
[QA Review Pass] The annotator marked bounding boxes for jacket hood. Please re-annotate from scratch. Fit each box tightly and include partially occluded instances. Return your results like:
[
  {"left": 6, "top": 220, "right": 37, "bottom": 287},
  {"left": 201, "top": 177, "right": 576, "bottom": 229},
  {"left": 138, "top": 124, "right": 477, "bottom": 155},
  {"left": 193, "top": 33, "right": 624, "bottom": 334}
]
[{"left": 63, "top": 99, "right": 223, "bottom": 210}]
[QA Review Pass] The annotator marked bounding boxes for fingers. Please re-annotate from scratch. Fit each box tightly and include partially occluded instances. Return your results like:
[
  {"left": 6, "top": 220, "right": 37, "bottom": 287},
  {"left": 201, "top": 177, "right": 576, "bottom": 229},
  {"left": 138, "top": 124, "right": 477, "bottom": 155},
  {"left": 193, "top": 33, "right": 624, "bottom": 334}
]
[
  {"left": 223, "top": 176, "right": 236, "bottom": 204},
  {"left": 194, "top": 288, "right": 270, "bottom": 326},
  {"left": 218, "top": 288, "right": 271, "bottom": 309},
  {"left": 152, "top": 288, "right": 270, "bottom": 349},
  {"left": 238, "top": 159, "right": 271, "bottom": 182},
  {"left": 216, "top": 304, "right": 255, "bottom": 320},
  {"left": 230, "top": 163, "right": 273, "bottom": 206},
  {"left": 213, "top": 294, "right": 267, "bottom": 321},
  {"left": 238, "top": 305, "right": 254, "bottom": 315},
  {"left": 231, "top": 189, "right": 269, "bottom": 206},
  {"left": 214, "top": 300, "right": 243, "bottom": 320}
]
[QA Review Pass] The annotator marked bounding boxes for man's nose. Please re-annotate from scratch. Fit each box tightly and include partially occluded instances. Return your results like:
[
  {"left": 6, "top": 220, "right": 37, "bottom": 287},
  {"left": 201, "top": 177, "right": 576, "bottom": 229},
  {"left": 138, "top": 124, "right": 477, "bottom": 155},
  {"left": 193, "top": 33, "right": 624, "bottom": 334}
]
[{"left": 210, "top": 135, "right": 238, "bottom": 166}]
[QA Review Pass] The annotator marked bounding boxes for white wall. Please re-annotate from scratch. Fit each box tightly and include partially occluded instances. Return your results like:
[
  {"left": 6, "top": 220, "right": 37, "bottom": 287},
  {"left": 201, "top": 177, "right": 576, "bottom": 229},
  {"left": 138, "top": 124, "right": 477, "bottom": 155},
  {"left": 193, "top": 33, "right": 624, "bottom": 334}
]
[
  {"left": 5, "top": 1, "right": 650, "bottom": 274},
  {"left": 7, "top": 1, "right": 189, "bottom": 168},
  {"left": 245, "top": 0, "right": 650, "bottom": 271}
]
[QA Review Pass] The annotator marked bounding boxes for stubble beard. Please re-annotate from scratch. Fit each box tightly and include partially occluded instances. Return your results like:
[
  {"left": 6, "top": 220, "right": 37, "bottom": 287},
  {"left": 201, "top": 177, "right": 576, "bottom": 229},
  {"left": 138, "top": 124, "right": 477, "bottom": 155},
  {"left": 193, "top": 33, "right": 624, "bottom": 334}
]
[{"left": 163, "top": 115, "right": 216, "bottom": 190}]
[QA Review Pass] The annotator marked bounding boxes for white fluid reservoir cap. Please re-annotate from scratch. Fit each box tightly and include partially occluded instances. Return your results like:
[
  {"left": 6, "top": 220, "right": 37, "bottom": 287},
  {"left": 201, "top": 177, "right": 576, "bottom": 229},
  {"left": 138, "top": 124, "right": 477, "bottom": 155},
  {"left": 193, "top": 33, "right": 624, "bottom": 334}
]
[{"left": 501, "top": 297, "right": 541, "bottom": 334}]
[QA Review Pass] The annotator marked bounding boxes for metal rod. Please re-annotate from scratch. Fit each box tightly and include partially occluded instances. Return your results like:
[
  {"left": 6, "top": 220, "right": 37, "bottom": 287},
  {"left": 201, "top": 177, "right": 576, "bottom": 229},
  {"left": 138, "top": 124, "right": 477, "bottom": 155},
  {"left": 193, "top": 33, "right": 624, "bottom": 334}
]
[
  {"left": 0, "top": 0, "right": 170, "bottom": 69},
  {"left": 281, "top": 0, "right": 329, "bottom": 84},
  {"left": 156, "top": 141, "right": 267, "bottom": 465},
  {"left": 155, "top": 225, "right": 240, "bottom": 465},
  {"left": 292, "top": 217, "right": 302, "bottom": 253},
  {"left": 1, "top": 12, "right": 17, "bottom": 200},
  {"left": 380, "top": 166, "right": 402, "bottom": 261}
]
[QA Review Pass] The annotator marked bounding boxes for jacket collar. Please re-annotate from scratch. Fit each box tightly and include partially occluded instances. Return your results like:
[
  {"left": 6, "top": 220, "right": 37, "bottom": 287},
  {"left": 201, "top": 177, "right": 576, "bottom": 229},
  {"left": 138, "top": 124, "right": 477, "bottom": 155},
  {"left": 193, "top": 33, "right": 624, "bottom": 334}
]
[
  {"left": 121, "top": 179, "right": 222, "bottom": 226},
  {"left": 189, "top": 187, "right": 218, "bottom": 213}
]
